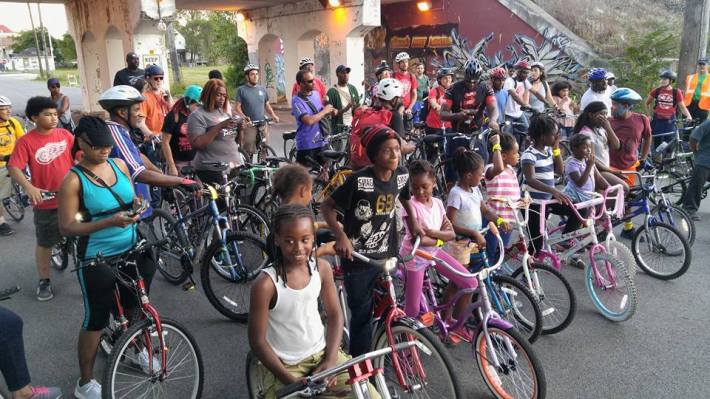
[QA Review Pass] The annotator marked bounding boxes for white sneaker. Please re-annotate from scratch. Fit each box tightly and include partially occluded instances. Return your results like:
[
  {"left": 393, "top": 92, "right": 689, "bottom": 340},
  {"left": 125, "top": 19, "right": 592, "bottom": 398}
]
[
  {"left": 132, "top": 347, "right": 161, "bottom": 374},
  {"left": 74, "top": 379, "right": 101, "bottom": 399}
]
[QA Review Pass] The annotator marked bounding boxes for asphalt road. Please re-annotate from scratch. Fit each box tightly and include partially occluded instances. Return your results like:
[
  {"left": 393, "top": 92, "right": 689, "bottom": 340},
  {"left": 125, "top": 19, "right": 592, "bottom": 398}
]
[
  {"left": 1, "top": 75, "right": 709, "bottom": 398},
  {"left": 0, "top": 73, "right": 83, "bottom": 117}
]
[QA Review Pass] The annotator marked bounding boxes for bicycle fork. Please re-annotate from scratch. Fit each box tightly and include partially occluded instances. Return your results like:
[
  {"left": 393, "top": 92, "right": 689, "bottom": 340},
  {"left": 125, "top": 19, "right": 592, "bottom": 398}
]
[{"left": 477, "top": 279, "right": 518, "bottom": 369}]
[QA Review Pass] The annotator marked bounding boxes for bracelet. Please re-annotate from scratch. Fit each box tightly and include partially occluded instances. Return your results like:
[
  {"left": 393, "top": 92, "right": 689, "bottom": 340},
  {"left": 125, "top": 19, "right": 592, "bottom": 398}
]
[
  {"left": 436, "top": 239, "right": 445, "bottom": 248},
  {"left": 495, "top": 217, "right": 505, "bottom": 227},
  {"left": 552, "top": 148, "right": 561, "bottom": 157},
  {"left": 491, "top": 144, "right": 502, "bottom": 152}
]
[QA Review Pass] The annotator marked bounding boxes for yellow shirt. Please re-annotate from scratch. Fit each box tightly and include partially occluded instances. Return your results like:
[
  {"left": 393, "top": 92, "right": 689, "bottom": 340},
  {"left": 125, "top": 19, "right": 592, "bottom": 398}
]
[{"left": 0, "top": 117, "right": 25, "bottom": 167}]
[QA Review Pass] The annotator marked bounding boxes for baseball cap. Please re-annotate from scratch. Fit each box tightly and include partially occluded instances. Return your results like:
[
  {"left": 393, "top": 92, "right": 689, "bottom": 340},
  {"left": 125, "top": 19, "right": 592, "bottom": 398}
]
[
  {"left": 698, "top": 57, "right": 709, "bottom": 65},
  {"left": 75, "top": 116, "right": 115, "bottom": 148},
  {"left": 336, "top": 65, "right": 351, "bottom": 74},
  {"left": 47, "top": 78, "right": 60, "bottom": 87}
]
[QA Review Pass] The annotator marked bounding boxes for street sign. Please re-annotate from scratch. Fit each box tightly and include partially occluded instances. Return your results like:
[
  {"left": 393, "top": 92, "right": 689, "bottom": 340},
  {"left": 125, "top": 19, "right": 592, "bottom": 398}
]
[{"left": 143, "top": 54, "right": 160, "bottom": 65}]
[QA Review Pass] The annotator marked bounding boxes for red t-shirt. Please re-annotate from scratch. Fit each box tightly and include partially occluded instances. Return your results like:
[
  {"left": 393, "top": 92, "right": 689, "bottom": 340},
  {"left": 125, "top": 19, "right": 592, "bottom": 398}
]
[
  {"left": 393, "top": 71, "right": 418, "bottom": 109},
  {"left": 7, "top": 128, "right": 74, "bottom": 210},
  {"left": 650, "top": 86, "right": 683, "bottom": 119},
  {"left": 609, "top": 113, "right": 651, "bottom": 170},
  {"left": 291, "top": 78, "right": 327, "bottom": 101},
  {"left": 425, "top": 86, "right": 452, "bottom": 129}
]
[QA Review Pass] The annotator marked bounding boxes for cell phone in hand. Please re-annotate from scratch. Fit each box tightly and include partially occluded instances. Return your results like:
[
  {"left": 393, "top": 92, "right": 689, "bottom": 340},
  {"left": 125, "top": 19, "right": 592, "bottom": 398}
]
[
  {"left": 40, "top": 191, "right": 56, "bottom": 201},
  {"left": 127, "top": 197, "right": 149, "bottom": 217}
]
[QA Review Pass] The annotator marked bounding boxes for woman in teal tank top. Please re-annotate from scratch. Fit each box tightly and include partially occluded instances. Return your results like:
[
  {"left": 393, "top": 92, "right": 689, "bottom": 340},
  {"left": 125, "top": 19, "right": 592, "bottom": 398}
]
[{"left": 58, "top": 116, "right": 157, "bottom": 393}]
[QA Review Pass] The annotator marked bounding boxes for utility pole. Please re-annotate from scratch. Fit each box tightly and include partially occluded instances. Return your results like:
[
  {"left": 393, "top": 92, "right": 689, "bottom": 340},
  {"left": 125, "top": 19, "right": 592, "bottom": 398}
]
[
  {"left": 678, "top": 0, "right": 710, "bottom": 86},
  {"left": 166, "top": 20, "right": 182, "bottom": 84},
  {"left": 36, "top": 2, "right": 51, "bottom": 75},
  {"left": 26, "top": 2, "right": 44, "bottom": 79}
]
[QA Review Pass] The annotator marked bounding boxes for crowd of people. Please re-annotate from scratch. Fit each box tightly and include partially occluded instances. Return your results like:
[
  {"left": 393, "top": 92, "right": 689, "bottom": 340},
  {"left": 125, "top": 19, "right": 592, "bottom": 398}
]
[{"left": 0, "top": 49, "right": 708, "bottom": 399}]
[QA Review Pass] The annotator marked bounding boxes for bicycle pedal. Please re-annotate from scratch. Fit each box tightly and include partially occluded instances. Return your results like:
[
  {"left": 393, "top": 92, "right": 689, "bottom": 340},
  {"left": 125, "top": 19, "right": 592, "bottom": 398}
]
[
  {"left": 419, "top": 312, "right": 435, "bottom": 327},
  {"left": 182, "top": 282, "right": 196, "bottom": 291}
]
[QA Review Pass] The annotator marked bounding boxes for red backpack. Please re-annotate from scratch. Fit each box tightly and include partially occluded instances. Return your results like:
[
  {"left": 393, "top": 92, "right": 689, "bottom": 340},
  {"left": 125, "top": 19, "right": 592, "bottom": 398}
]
[{"left": 350, "top": 107, "right": 392, "bottom": 169}]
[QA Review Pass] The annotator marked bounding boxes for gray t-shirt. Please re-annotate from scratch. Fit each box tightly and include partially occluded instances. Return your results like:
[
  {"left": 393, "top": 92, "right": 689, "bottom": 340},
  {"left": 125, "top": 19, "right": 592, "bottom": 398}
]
[
  {"left": 187, "top": 106, "right": 242, "bottom": 171},
  {"left": 236, "top": 84, "right": 268, "bottom": 121}
]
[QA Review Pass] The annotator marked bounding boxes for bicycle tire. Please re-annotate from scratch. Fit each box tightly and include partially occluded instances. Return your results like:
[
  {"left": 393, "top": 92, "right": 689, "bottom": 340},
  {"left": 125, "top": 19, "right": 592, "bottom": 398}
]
[
  {"left": 651, "top": 204, "right": 695, "bottom": 246},
  {"left": 231, "top": 204, "right": 270, "bottom": 240},
  {"left": 473, "top": 325, "right": 546, "bottom": 399},
  {"left": 510, "top": 262, "right": 576, "bottom": 335},
  {"left": 656, "top": 171, "right": 687, "bottom": 206},
  {"left": 143, "top": 208, "right": 191, "bottom": 285},
  {"left": 2, "top": 183, "right": 25, "bottom": 221},
  {"left": 102, "top": 317, "right": 204, "bottom": 399},
  {"left": 201, "top": 232, "right": 268, "bottom": 322},
  {"left": 246, "top": 351, "right": 268, "bottom": 399},
  {"left": 288, "top": 146, "right": 297, "bottom": 163},
  {"left": 371, "top": 321, "right": 462, "bottom": 398},
  {"left": 257, "top": 145, "right": 277, "bottom": 164},
  {"left": 50, "top": 239, "right": 70, "bottom": 271},
  {"left": 585, "top": 252, "right": 637, "bottom": 321},
  {"left": 603, "top": 240, "right": 637, "bottom": 279},
  {"left": 311, "top": 178, "right": 327, "bottom": 215},
  {"left": 631, "top": 222, "right": 691, "bottom": 280},
  {"left": 489, "top": 274, "right": 543, "bottom": 343}
]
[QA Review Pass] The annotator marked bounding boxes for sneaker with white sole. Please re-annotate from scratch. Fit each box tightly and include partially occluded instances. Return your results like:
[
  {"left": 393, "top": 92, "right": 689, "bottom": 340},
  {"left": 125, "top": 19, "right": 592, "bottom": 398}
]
[
  {"left": 36, "top": 279, "right": 54, "bottom": 301},
  {"left": 74, "top": 379, "right": 101, "bottom": 399},
  {"left": 132, "top": 347, "right": 161, "bottom": 374}
]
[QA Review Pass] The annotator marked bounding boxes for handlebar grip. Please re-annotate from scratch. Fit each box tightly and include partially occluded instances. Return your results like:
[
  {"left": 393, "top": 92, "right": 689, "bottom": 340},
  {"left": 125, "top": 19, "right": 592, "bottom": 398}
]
[{"left": 275, "top": 379, "right": 308, "bottom": 398}]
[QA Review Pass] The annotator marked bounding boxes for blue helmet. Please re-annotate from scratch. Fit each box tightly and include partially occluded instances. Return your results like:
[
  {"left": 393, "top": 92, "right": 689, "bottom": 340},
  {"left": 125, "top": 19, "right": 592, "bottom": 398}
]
[
  {"left": 588, "top": 68, "right": 607, "bottom": 81},
  {"left": 610, "top": 88, "right": 642, "bottom": 104},
  {"left": 144, "top": 64, "right": 165, "bottom": 77}
]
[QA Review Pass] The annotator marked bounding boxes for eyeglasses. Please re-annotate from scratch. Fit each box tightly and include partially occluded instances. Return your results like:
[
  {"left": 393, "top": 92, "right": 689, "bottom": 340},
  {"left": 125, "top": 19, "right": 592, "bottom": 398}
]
[{"left": 152, "top": 76, "right": 164, "bottom": 81}]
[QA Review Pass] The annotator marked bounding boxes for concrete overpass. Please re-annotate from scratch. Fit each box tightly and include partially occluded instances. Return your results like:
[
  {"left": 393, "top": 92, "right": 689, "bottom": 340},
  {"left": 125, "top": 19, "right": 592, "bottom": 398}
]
[{"left": 9, "top": 0, "right": 384, "bottom": 111}]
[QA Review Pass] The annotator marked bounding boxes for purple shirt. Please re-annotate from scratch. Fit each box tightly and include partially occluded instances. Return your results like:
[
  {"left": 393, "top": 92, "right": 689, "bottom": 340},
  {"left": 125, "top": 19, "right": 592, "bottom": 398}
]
[
  {"left": 564, "top": 157, "right": 594, "bottom": 193},
  {"left": 291, "top": 91, "right": 327, "bottom": 151}
]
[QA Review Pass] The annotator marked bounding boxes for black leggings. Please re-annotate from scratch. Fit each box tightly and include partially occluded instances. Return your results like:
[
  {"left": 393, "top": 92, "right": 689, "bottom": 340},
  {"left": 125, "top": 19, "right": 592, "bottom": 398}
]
[
  {"left": 0, "top": 306, "right": 30, "bottom": 391},
  {"left": 528, "top": 202, "right": 585, "bottom": 255}
]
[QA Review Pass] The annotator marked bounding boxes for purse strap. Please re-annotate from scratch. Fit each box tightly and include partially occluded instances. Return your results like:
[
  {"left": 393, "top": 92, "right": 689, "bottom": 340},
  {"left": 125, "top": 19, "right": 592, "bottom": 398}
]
[{"left": 73, "top": 163, "right": 132, "bottom": 211}]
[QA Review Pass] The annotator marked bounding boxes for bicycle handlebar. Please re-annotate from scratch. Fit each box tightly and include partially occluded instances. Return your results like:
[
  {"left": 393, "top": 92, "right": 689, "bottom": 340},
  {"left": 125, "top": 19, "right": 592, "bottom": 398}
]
[
  {"left": 73, "top": 238, "right": 170, "bottom": 272},
  {"left": 532, "top": 184, "right": 625, "bottom": 228}
]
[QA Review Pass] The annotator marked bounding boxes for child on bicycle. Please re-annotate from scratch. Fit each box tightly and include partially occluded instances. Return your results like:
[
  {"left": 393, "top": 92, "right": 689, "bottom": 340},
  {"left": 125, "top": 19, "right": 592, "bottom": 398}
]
[
  {"left": 484, "top": 132, "right": 519, "bottom": 259},
  {"left": 248, "top": 204, "right": 380, "bottom": 399},
  {"left": 322, "top": 126, "right": 423, "bottom": 356},
  {"left": 400, "top": 160, "right": 477, "bottom": 342},
  {"left": 521, "top": 114, "right": 581, "bottom": 254},
  {"left": 563, "top": 134, "right": 609, "bottom": 204}
]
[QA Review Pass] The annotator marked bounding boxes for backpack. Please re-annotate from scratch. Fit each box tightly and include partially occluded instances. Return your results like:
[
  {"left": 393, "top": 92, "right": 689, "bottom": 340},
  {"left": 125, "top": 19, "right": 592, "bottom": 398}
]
[{"left": 350, "top": 107, "right": 392, "bottom": 169}]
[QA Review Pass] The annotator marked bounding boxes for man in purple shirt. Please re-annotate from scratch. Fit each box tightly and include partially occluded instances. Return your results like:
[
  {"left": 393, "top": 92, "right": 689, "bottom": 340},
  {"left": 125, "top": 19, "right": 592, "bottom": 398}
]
[{"left": 291, "top": 70, "right": 334, "bottom": 169}]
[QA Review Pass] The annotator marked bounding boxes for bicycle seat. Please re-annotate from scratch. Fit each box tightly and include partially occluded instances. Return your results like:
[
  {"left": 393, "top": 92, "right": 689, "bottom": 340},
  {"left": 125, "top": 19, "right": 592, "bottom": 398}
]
[
  {"left": 264, "top": 157, "right": 288, "bottom": 167},
  {"left": 422, "top": 134, "right": 445, "bottom": 144},
  {"left": 282, "top": 131, "right": 296, "bottom": 140},
  {"left": 180, "top": 166, "right": 196, "bottom": 176},
  {"left": 321, "top": 150, "right": 347, "bottom": 161},
  {"left": 316, "top": 229, "right": 336, "bottom": 245},
  {"left": 203, "top": 162, "right": 230, "bottom": 171}
]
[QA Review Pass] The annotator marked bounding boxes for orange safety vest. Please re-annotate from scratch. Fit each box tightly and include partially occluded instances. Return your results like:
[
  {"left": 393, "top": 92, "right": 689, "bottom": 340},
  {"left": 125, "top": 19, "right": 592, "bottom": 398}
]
[{"left": 683, "top": 73, "right": 710, "bottom": 110}]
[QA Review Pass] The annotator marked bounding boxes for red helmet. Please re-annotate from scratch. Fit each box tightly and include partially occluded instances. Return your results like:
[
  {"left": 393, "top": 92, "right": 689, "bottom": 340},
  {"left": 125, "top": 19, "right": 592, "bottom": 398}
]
[
  {"left": 489, "top": 67, "right": 507, "bottom": 79},
  {"left": 514, "top": 60, "right": 531, "bottom": 70}
]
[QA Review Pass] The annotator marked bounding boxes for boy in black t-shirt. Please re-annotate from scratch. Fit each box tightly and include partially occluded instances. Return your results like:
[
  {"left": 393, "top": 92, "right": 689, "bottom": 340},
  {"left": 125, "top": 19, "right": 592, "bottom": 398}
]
[{"left": 322, "top": 126, "right": 422, "bottom": 356}]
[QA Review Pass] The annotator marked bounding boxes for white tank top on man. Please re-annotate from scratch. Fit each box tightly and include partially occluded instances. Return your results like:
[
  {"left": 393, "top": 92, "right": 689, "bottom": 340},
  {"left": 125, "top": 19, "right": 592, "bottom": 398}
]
[{"left": 263, "top": 258, "right": 326, "bottom": 365}]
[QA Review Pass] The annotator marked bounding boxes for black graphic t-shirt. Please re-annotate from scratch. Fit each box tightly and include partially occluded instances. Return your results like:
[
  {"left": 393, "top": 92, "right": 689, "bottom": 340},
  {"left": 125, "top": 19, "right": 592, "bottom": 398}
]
[{"left": 331, "top": 165, "right": 410, "bottom": 262}]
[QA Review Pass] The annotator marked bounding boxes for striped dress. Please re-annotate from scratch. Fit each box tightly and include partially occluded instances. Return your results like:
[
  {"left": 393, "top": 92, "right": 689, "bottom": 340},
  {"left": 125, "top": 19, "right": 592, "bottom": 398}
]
[
  {"left": 521, "top": 146, "right": 555, "bottom": 200},
  {"left": 484, "top": 164, "right": 520, "bottom": 222}
]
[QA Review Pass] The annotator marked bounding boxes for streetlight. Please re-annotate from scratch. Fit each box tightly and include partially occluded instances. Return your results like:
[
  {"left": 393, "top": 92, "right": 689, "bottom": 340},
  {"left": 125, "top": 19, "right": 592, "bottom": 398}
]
[
  {"left": 328, "top": 0, "right": 341, "bottom": 7},
  {"left": 417, "top": 1, "right": 432, "bottom": 11}
]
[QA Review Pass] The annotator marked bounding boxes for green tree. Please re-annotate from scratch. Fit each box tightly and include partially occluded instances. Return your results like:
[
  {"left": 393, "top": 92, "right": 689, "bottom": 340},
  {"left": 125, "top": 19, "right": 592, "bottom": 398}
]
[
  {"left": 177, "top": 10, "right": 211, "bottom": 63},
  {"left": 55, "top": 33, "right": 77, "bottom": 62},
  {"left": 11, "top": 29, "right": 76, "bottom": 65},
  {"left": 205, "top": 12, "right": 248, "bottom": 88},
  {"left": 11, "top": 27, "right": 50, "bottom": 54}
]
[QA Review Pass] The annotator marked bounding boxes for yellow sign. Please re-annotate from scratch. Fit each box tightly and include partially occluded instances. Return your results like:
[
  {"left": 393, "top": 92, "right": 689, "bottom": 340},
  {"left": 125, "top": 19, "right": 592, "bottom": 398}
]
[
  {"left": 427, "top": 35, "right": 453, "bottom": 48},
  {"left": 410, "top": 36, "right": 428, "bottom": 48},
  {"left": 390, "top": 36, "right": 411, "bottom": 49}
]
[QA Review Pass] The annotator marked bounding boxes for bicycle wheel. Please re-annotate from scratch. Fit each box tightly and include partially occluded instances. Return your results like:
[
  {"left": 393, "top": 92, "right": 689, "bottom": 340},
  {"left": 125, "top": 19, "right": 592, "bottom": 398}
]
[
  {"left": 231, "top": 204, "right": 270, "bottom": 240},
  {"left": 371, "top": 321, "right": 462, "bottom": 398},
  {"left": 143, "top": 208, "right": 191, "bottom": 285},
  {"left": 288, "top": 146, "right": 297, "bottom": 163},
  {"left": 603, "top": 240, "right": 637, "bottom": 279},
  {"left": 651, "top": 204, "right": 695, "bottom": 246},
  {"left": 102, "top": 317, "right": 203, "bottom": 399},
  {"left": 510, "top": 262, "right": 576, "bottom": 335},
  {"left": 489, "top": 275, "right": 542, "bottom": 343},
  {"left": 201, "top": 232, "right": 268, "bottom": 322},
  {"left": 585, "top": 252, "right": 637, "bottom": 321},
  {"left": 656, "top": 171, "right": 686, "bottom": 205},
  {"left": 257, "top": 145, "right": 277, "bottom": 164},
  {"left": 246, "top": 351, "right": 268, "bottom": 399},
  {"left": 631, "top": 222, "right": 691, "bottom": 280},
  {"left": 2, "top": 183, "right": 25, "bottom": 221},
  {"left": 50, "top": 239, "right": 70, "bottom": 271},
  {"left": 473, "top": 325, "right": 546, "bottom": 399}
]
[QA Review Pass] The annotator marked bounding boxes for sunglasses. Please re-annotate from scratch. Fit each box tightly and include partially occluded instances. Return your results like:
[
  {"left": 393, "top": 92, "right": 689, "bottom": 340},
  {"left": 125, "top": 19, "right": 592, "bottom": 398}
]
[
  {"left": 80, "top": 137, "right": 112, "bottom": 150},
  {"left": 152, "top": 76, "right": 164, "bottom": 81}
]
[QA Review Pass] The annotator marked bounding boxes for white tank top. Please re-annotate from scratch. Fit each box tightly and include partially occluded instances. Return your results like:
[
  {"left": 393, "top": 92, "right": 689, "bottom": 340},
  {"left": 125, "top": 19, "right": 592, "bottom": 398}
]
[{"left": 263, "top": 259, "right": 326, "bottom": 365}]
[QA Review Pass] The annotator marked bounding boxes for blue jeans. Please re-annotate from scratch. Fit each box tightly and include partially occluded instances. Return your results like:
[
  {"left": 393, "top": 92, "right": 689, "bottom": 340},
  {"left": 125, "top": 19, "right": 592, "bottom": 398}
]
[
  {"left": 482, "top": 218, "right": 513, "bottom": 262},
  {"left": 651, "top": 116, "right": 676, "bottom": 148},
  {"left": 0, "top": 306, "right": 30, "bottom": 391}
]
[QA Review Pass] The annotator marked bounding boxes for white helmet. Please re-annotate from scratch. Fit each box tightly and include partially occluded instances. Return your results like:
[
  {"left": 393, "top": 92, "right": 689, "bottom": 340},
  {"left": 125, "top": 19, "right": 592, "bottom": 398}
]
[
  {"left": 376, "top": 78, "right": 403, "bottom": 101},
  {"left": 394, "top": 52, "right": 410, "bottom": 63},
  {"left": 0, "top": 96, "right": 11, "bottom": 106},
  {"left": 244, "top": 63, "right": 259, "bottom": 73},
  {"left": 98, "top": 85, "right": 145, "bottom": 111},
  {"left": 530, "top": 61, "right": 545, "bottom": 69},
  {"left": 605, "top": 72, "right": 616, "bottom": 80},
  {"left": 298, "top": 57, "right": 314, "bottom": 69}
]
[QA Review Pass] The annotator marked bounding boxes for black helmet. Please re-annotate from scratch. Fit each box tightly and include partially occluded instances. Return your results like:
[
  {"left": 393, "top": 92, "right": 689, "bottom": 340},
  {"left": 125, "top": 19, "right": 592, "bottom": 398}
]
[
  {"left": 436, "top": 68, "right": 454, "bottom": 79},
  {"left": 463, "top": 60, "right": 484, "bottom": 81},
  {"left": 659, "top": 70, "right": 677, "bottom": 82}
]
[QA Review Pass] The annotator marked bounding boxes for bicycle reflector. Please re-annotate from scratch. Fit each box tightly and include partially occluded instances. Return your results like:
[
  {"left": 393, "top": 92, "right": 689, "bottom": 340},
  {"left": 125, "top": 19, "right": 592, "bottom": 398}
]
[{"left": 385, "top": 258, "right": 398, "bottom": 271}]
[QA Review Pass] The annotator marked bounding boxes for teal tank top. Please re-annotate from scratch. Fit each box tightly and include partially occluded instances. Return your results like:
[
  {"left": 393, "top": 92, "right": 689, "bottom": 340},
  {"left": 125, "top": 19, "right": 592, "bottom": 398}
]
[{"left": 73, "top": 159, "right": 137, "bottom": 259}]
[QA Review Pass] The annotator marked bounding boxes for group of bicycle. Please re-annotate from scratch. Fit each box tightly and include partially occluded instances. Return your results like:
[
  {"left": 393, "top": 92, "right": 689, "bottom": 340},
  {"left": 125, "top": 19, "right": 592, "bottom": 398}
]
[{"left": 0, "top": 48, "right": 708, "bottom": 399}]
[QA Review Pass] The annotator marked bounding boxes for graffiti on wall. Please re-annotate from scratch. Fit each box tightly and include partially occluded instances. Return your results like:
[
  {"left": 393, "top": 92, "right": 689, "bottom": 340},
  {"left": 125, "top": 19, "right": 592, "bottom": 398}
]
[
  {"left": 314, "top": 32, "right": 331, "bottom": 87},
  {"left": 274, "top": 53, "right": 286, "bottom": 103}
]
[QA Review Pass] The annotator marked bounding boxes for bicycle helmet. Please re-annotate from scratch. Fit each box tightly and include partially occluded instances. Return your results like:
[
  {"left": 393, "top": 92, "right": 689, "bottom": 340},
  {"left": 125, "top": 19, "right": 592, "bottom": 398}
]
[
  {"left": 588, "top": 67, "right": 607, "bottom": 81},
  {"left": 183, "top": 85, "right": 203, "bottom": 105},
  {"left": 530, "top": 61, "right": 545, "bottom": 70},
  {"left": 243, "top": 63, "right": 259, "bottom": 73},
  {"left": 394, "top": 52, "right": 410, "bottom": 63},
  {"left": 605, "top": 71, "right": 616, "bottom": 80},
  {"left": 463, "top": 59, "right": 484, "bottom": 81},
  {"left": 610, "top": 87, "right": 642, "bottom": 104},
  {"left": 436, "top": 67, "right": 454, "bottom": 79},
  {"left": 98, "top": 85, "right": 145, "bottom": 111},
  {"left": 375, "top": 62, "right": 392, "bottom": 77},
  {"left": 659, "top": 70, "right": 677, "bottom": 82},
  {"left": 375, "top": 78, "right": 403, "bottom": 101},
  {"left": 489, "top": 67, "right": 507, "bottom": 80},
  {"left": 514, "top": 60, "right": 531, "bottom": 70},
  {"left": 144, "top": 64, "right": 164, "bottom": 77},
  {"left": 298, "top": 57, "right": 314, "bottom": 69},
  {"left": 0, "top": 96, "right": 11, "bottom": 106}
]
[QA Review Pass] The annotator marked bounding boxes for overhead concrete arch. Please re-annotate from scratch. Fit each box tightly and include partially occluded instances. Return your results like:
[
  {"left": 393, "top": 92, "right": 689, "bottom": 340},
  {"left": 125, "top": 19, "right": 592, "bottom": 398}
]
[
  {"left": 81, "top": 31, "right": 102, "bottom": 109},
  {"left": 105, "top": 26, "right": 125, "bottom": 84},
  {"left": 257, "top": 34, "right": 286, "bottom": 103}
]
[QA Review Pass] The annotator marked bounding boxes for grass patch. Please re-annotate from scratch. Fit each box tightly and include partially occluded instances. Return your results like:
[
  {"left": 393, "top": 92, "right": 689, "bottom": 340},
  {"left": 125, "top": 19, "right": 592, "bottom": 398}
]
[
  {"left": 170, "top": 65, "right": 230, "bottom": 96},
  {"left": 37, "top": 67, "right": 81, "bottom": 86}
]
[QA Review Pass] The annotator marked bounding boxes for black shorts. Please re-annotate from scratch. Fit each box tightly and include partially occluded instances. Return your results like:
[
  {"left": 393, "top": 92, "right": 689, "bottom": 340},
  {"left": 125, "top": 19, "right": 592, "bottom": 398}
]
[
  {"left": 33, "top": 209, "right": 61, "bottom": 248},
  {"left": 77, "top": 250, "right": 157, "bottom": 331},
  {"left": 296, "top": 147, "right": 326, "bottom": 170}
]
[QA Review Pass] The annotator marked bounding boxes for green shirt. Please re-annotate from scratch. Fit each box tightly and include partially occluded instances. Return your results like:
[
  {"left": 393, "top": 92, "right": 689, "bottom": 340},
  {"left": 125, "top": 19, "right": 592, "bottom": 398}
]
[
  {"left": 416, "top": 75, "right": 430, "bottom": 102},
  {"left": 693, "top": 74, "right": 707, "bottom": 101}
]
